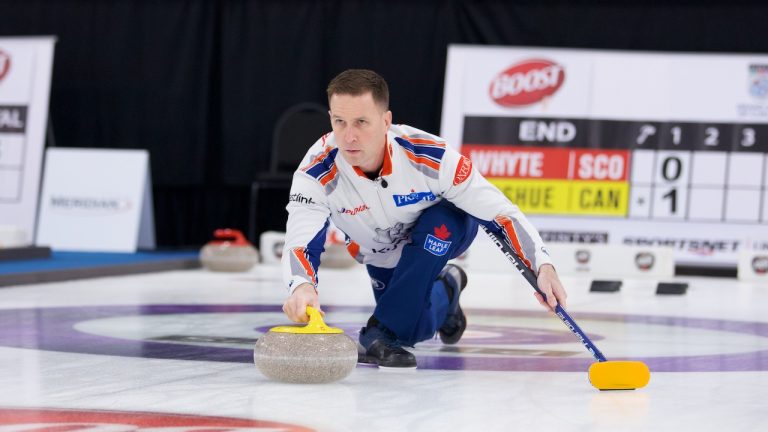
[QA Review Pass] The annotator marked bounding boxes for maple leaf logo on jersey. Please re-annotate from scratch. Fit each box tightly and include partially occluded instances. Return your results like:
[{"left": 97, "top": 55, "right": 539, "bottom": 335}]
[{"left": 434, "top": 224, "right": 451, "bottom": 240}]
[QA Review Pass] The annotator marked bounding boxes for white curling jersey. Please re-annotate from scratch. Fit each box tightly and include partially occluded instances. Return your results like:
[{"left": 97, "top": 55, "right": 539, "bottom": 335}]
[{"left": 282, "top": 124, "right": 552, "bottom": 292}]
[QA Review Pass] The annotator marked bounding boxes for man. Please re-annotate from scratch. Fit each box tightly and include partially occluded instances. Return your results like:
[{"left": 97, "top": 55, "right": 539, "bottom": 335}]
[{"left": 281, "top": 69, "right": 567, "bottom": 368}]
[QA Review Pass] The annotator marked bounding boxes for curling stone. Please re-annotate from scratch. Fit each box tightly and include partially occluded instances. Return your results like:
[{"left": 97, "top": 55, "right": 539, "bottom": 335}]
[
  {"left": 321, "top": 241, "right": 357, "bottom": 268},
  {"left": 199, "top": 228, "right": 259, "bottom": 272},
  {"left": 254, "top": 306, "right": 358, "bottom": 384}
]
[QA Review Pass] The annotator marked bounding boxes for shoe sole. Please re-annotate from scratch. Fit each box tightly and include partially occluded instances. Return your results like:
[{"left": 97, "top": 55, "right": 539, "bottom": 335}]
[
  {"left": 357, "top": 346, "right": 418, "bottom": 369},
  {"left": 357, "top": 354, "right": 417, "bottom": 369},
  {"left": 439, "top": 305, "right": 466, "bottom": 345}
]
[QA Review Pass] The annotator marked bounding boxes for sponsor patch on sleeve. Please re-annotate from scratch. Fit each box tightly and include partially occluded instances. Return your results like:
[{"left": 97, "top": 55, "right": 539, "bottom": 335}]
[{"left": 453, "top": 155, "right": 473, "bottom": 185}]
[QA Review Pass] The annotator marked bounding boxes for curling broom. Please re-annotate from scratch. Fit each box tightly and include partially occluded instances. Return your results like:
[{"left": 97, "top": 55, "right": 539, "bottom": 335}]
[{"left": 482, "top": 226, "right": 650, "bottom": 390}]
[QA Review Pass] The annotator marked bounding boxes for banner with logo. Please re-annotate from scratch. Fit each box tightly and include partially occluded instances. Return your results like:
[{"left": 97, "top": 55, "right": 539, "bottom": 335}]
[
  {"left": 459, "top": 232, "right": 674, "bottom": 278},
  {"left": 36, "top": 148, "right": 156, "bottom": 252},
  {"left": 0, "top": 37, "right": 56, "bottom": 245},
  {"left": 441, "top": 45, "right": 768, "bottom": 267}
]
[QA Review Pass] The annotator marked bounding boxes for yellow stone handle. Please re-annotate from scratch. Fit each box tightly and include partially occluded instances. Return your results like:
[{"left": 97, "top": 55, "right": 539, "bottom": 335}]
[{"left": 269, "top": 305, "right": 344, "bottom": 334}]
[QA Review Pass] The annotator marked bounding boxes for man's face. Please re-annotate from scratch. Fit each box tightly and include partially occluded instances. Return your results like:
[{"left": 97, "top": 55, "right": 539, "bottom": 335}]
[{"left": 329, "top": 92, "right": 392, "bottom": 174}]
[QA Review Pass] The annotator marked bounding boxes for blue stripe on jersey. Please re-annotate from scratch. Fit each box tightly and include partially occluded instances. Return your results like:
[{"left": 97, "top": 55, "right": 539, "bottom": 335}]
[
  {"left": 394, "top": 137, "right": 445, "bottom": 163},
  {"left": 304, "top": 148, "right": 339, "bottom": 180},
  {"left": 305, "top": 219, "right": 330, "bottom": 282}
]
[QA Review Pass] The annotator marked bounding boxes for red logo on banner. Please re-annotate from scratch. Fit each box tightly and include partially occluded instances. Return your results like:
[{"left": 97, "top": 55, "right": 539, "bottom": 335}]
[
  {"left": 452, "top": 155, "right": 472, "bottom": 185},
  {"left": 489, "top": 59, "right": 565, "bottom": 107},
  {"left": 0, "top": 50, "right": 10, "bottom": 82},
  {"left": 0, "top": 408, "right": 312, "bottom": 432}
]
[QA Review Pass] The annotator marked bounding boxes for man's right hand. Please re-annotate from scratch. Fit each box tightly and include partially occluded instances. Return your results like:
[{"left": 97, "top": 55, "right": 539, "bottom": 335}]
[{"left": 282, "top": 283, "right": 321, "bottom": 323}]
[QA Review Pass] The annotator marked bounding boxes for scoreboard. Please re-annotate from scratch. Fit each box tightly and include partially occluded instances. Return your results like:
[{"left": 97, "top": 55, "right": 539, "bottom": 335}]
[
  {"left": 441, "top": 46, "right": 768, "bottom": 266},
  {"left": 462, "top": 116, "right": 767, "bottom": 221}
]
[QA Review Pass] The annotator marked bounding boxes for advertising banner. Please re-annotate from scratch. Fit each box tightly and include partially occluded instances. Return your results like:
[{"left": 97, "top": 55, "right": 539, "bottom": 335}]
[
  {"left": 442, "top": 45, "right": 768, "bottom": 266},
  {"left": 0, "top": 37, "right": 56, "bottom": 245}
]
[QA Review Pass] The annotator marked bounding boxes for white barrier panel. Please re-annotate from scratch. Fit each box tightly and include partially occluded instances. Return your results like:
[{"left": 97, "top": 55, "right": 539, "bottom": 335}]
[
  {"left": 737, "top": 249, "right": 768, "bottom": 282},
  {"left": 260, "top": 231, "right": 285, "bottom": 264},
  {"left": 0, "top": 37, "right": 56, "bottom": 245},
  {"left": 36, "top": 148, "right": 155, "bottom": 252},
  {"left": 460, "top": 232, "right": 674, "bottom": 278}
]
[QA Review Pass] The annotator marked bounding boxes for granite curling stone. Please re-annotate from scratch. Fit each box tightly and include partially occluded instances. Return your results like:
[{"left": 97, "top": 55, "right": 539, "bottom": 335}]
[
  {"left": 320, "top": 241, "right": 357, "bottom": 269},
  {"left": 254, "top": 306, "right": 358, "bottom": 384},
  {"left": 199, "top": 228, "right": 259, "bottom": 272}
]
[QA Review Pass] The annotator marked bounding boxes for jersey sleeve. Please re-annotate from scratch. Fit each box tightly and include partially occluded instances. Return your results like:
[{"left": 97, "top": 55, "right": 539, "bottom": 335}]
[
  {"left": 281, "top": 141, "right": 333, "bottom": 294},
  {"left": 438, "top": 145, "right": 553, "bottom": 274}
]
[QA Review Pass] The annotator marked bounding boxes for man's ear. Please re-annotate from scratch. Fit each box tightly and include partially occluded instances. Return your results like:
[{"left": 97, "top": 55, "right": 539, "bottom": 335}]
[{"left": 384, "top": 110, "right": 392, "bottom": 129}]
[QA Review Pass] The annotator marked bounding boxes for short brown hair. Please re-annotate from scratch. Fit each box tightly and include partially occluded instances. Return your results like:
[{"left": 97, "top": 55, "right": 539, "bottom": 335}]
[{"left": 327, "top": 69, "right": 389, "bottom": 110}]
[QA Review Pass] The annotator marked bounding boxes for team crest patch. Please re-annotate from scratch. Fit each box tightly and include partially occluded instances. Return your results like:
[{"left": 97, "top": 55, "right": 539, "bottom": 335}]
[
  {"left": 424, "top": 234, "right": 451, "bottom": 256},
  {"left": 424, "top": 226, "right": 452, "bottom": 256}
]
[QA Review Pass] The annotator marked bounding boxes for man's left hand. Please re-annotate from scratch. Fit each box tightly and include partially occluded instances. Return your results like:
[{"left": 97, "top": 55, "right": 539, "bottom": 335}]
[{"left": 533, "top": 264, "right": 567, "bottom": 312}]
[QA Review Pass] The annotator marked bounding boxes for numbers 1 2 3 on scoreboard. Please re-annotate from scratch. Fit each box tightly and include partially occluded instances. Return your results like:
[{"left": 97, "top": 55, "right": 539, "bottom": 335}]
[{"left": 462, "top": 116, "right": 768, "bottom": 223}]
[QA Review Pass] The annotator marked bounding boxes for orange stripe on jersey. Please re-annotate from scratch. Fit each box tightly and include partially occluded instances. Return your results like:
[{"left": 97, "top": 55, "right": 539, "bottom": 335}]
[
  {"left": 402, "top": 135, "right": 446, "bottom": 147},
  {"left": 301, "top": 146, "right": 333, "bottom": 172},
  {"left": 319, "top": 164, "right": 338, "bottom": 186},
  {"left": 351, "top": 143, "right": 392, "bottom": 178},
  {"left": 495, "top": 216, "right": 533, "bottom": 270},
  {"left": 380, "top": 143, "right": 393, "bottom": 176},
  {"left": 346, "top": 241, "right": 360, "bottom": 259},
  {"left": 352, "top": 166, "right": 368, "bottom": 178},
  {"left": 404, "top": 149, "right": 441, "bottom": 171},
  {"left": 292, "top": 248, "right": 317, "bottom": 284}
]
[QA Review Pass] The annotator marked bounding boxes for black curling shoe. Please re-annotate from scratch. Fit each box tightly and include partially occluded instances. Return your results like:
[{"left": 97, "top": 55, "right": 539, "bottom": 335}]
[
  {"left": 438, "top": 264, "right": 468, "bottom": 345},
  {"left": 359, "top": 324, "right": 417, "bottom": 368}
]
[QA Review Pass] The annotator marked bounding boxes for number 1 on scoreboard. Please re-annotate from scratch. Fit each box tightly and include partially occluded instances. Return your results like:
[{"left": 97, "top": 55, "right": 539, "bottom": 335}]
[{"left": 652, "top": 151, "right": 690, "bottom": 220}]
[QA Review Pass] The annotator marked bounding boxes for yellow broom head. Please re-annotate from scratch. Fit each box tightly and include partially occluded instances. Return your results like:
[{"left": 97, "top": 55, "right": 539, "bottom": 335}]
[{"left": 588, "top": 361, "right": 651, "bottom": 390}]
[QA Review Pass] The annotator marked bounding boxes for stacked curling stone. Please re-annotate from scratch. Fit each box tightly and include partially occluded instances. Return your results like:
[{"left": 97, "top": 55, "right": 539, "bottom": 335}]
[
  {"left": 254, "top": 306, "right": 358, "bottom": 384},
  {"left": 320, "top": 229, "right": 357, "bottom": 269},
  {"left": 199, "top": 228, "right": 259, "bottom": 272}
]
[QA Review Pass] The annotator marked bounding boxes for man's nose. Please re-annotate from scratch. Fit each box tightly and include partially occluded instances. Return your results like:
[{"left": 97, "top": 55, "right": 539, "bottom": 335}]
[{"left": 344, "top": 128, "right": 357, "bottom": 143}]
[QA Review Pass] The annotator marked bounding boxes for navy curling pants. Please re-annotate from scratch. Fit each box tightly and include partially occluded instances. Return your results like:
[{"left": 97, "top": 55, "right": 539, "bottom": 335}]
[{"left": 366, "top": 201, "right": 479, "bottom": 346}]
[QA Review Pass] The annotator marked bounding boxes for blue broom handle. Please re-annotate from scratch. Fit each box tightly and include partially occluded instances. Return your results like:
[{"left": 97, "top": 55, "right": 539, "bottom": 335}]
[{"left": 482, "top": 226, "right": 608, "bottom": 363}]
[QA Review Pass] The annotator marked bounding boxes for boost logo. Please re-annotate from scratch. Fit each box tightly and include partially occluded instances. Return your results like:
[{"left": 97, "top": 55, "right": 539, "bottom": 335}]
[{"left": 490, "top": 59, "right": 565, "bottom": 107}]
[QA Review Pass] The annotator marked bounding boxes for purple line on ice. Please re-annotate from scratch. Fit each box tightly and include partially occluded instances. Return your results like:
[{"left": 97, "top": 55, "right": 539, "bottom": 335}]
[{"left": 0, "top": 304, "right": 766, "bottom": 372}]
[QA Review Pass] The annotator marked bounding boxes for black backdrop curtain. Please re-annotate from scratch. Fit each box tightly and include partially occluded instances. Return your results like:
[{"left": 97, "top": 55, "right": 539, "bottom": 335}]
[{"left": 0, "top": 1, "right": 766, "bottom": 247}]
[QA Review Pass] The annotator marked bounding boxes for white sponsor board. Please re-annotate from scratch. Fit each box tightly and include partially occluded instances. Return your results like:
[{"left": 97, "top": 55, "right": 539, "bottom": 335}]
[
  {"left": 36, "top": 148, "right": 155, "bottom": 252},
  {"left": 442, "top": 45, "right": 768, "bottom": 267},
  {"left": 0, "top": 37, "right": 55, "bottom": 245}
]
